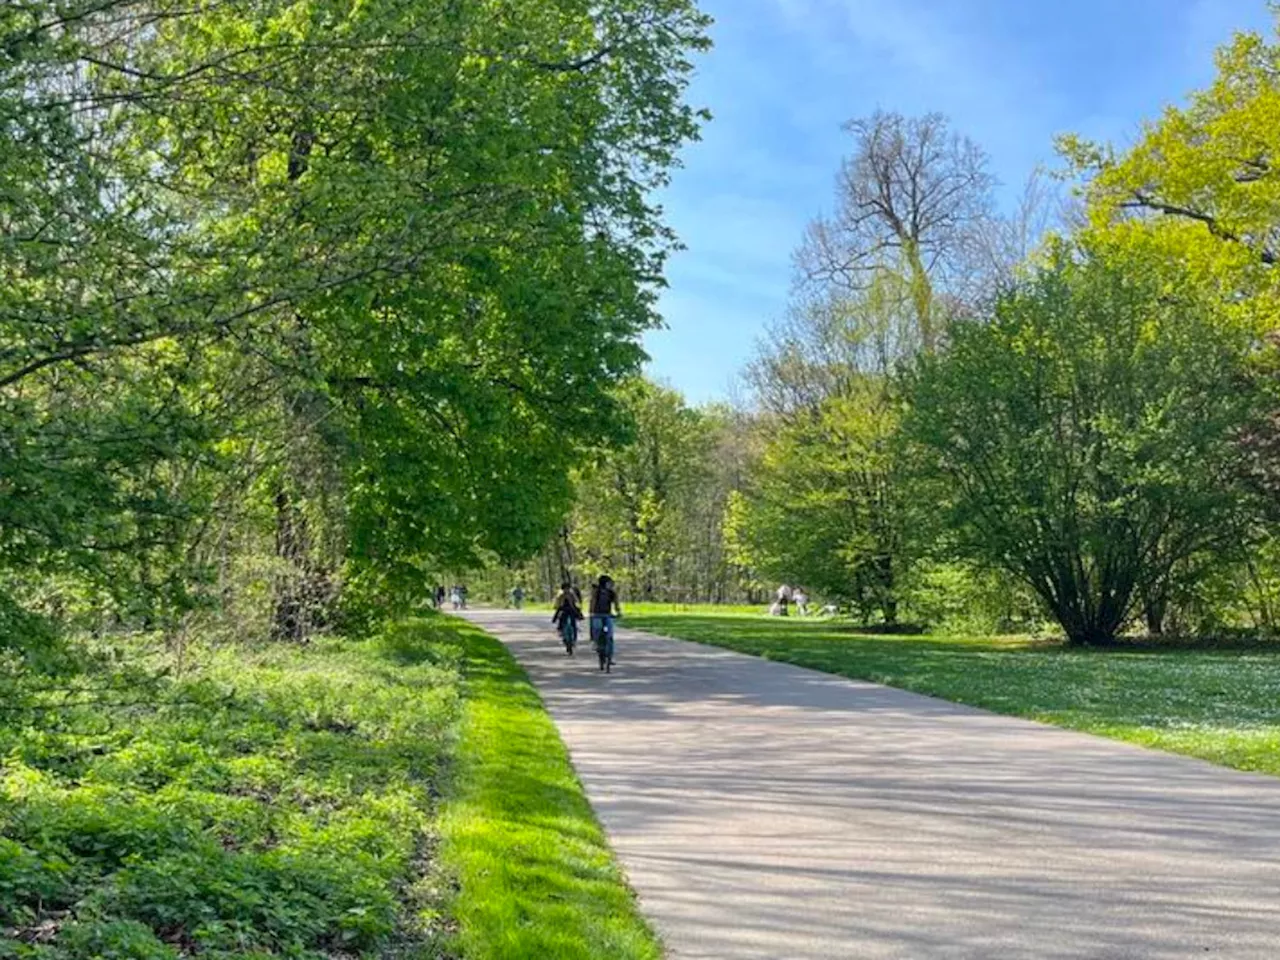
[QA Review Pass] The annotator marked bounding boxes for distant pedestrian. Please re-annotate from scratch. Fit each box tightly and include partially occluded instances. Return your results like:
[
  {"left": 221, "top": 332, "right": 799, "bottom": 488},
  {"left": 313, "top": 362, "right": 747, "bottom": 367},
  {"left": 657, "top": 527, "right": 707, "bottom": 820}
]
[
  {"left": 450, "top": 585, "right": 462, "bottom": 610},
  {"left": 458, "top": 584, "right": 468, "bottom": 609},
  {"left": 769, "top": 584, "right": 792, "bottom": 617},
  {"left": 552, "top": 581, "right": 583, "bottom": 655},
  {"left": 510, "top": 584, "right": 525, "bottom": 609},
  {"left": 433, "top": 584, "right": 446, "bottom": 609},
  {"left": 794, "top": 587, "right": 809, "bottom": 617},
  {"left": 589, "top": 574, "right": 622, "bottom": 673}
]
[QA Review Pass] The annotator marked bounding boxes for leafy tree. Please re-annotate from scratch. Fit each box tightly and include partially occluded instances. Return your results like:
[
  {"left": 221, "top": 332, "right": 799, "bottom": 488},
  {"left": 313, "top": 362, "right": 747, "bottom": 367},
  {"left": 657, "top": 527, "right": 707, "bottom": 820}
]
[
  {"left": 1058, "top": 15, "right": 1280, "bottom": 329},
  {"left": 0, "top": 0, "right": 712, "bottom": 632},
  {"left": 566, "top": 380, "right": 715, "bottom": 599},
  {"left": 731, "top": 278, "right": 917, "bottom": 621},
  {"left": 725, "top": 380, "right": 908, "bottom": 621},
  {"left": 901, "top": 249, "right": 1263, "bottom": 644}
]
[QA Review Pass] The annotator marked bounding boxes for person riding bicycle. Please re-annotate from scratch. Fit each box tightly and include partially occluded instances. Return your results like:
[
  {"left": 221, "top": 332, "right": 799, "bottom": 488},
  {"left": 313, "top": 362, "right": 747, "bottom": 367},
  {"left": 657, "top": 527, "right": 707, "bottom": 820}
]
[
  {"left": 589, "top": 574, "right": 622, "bottom": 673},
  {"left": 551, "top": 581, "right": 583, "bottom": 655}
]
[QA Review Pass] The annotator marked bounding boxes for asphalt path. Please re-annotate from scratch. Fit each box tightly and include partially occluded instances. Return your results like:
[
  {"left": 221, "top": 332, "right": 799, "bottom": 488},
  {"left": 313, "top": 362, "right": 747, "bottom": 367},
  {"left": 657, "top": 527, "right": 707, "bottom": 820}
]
[{"left": 463, "top": 608, "right": 1280, "bottom": 959}]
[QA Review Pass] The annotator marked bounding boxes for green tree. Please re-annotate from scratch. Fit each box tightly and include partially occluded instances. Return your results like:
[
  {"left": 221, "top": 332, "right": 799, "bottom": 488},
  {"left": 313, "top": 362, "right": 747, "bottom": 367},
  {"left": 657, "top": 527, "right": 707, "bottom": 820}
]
[
  {"left": 725, "top": 380, "right": 908, "bottom": 620},
  {"left": 729, "top": 276, "right": 918, "bottom": 621},
  {"left": 567, "top": 380, "right": 714, "bottom": 600},
  {"left": 901, "top": 250, "right": 1262, "bottom": 644},
  {"left": 0, "top": 0, "right": 711, "bottom": 631},
  {"left": 1058, "top": 13, "right": 1280, "bottom": 330}
]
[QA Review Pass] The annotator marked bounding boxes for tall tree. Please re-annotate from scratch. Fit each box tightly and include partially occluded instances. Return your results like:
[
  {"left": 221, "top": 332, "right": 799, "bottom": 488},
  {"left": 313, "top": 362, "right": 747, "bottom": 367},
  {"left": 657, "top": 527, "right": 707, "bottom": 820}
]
[
  {"left": 732, "top": 276, "right": 918, "bottom": 621},
  {"left": 0, "top": 0, "right": 712, "bottom": 630},
  {"left": 799, "top": 111, "right": 996, "bottom": 352},
  {"left": 1058, "top": 16, "right": 1280, "bottom": 329}
]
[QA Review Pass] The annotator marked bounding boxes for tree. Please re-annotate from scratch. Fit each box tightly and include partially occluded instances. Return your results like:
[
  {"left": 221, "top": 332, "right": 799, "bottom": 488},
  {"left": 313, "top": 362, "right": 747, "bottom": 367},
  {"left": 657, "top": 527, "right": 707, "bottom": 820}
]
[
  {"left": 1058, "top": 16, "right": 1280, "bottom": 329},
  {"left": 725, "top": 380, "right": 908, "bottom": 621},
  {"left": 799, "top": 111, "right": 996, "bottom": 352},
  {"left": 0, "top": 0, "right": 712, "bottom": 633},
  {"left": 901, "top": 249, "right": 1263, "bottom": 644},
  {"left": 565, "top": 380, "right": 714, "bottom": 600},
  {"left": 731, "top": 277, "right": 918, "bottom": 621}
]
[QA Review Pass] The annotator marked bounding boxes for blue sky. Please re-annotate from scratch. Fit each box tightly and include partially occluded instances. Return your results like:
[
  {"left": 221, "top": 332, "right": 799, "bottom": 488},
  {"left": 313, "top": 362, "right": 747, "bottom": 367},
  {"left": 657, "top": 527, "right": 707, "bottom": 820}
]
[{"left": 643, "top": 0, "right": 1278, "bottom": 403}]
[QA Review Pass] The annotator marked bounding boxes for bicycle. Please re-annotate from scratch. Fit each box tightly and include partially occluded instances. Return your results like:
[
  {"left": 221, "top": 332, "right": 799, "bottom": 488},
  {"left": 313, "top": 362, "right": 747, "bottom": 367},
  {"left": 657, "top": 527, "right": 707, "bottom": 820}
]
[
  {"left": 590, "top": 615, "right": 616, "bottom": 673},
  {"left": 559, "top": 616, "right": 578, "bottom": 656}
]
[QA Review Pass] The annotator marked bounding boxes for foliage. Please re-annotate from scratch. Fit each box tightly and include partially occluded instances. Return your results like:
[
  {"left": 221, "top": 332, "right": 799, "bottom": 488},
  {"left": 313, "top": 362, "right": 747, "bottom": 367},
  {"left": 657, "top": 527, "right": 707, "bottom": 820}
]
[
  {"left": 623, "top": 611, "right": 1280, "bottom": 777},
  {"left": 901, "top": 249, "right": 1264, "bottom": 644},
  {"left": 1059, "top": 15, "right": 1280, "bottom": 330},
  {"left": 725, "top": 382, "right": 910, "bottom": 621},
  {"left": 0, "top": 0, "right": 711, "bottom": 637},
  {"left": 495, "top": 379, "right": 756, "bottom": 605},
  {"left": 0, "top": 619, "right": 462, "bottom": 958},
  {"left": 0, "top": 611, "right": 655, "bottom": 959}
]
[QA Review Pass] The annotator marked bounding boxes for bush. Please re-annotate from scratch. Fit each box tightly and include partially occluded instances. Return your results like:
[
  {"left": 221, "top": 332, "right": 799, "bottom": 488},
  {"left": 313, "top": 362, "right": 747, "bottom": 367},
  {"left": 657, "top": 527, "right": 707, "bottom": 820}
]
[{"left": 902, "top": 249, "right": 1263, "bottom": 644}]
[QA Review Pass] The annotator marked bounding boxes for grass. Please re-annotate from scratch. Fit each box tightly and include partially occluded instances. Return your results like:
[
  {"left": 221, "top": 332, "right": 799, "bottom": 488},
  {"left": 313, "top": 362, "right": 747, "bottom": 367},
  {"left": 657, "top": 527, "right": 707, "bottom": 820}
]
[
  {"left": 623, "top": 610, "right": 1280, "bottom": 778},
  {"left": 0, "top": 613, "right": 658, "bottom": 960},
  {"left": 437, "top": 619, "right": 660, "bottom": 960}
]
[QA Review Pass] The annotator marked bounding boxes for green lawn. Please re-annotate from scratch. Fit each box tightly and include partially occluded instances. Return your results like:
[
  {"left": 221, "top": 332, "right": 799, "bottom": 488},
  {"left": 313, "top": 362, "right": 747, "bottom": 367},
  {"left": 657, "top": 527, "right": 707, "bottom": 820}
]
[
  {"left": 623, "top": 611, "right": 1280, "bottom": 777},
  {"left": 0, "top": 614, "right": 657, "bottom": 960},
  {"left": 438, "top": 619, "right": 660, "bottom": 960}
]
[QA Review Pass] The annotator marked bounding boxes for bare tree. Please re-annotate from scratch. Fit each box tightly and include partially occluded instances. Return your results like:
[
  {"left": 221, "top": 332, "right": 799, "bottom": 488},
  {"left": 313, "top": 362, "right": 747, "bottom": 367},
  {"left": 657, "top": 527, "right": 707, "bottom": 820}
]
[
  {"left": 798, "top": 111, "right": 996, "bottom": 352},
  {"left": 959, "top": 167, "right": 1066, "bottom": 302},
  {"left": 747, "top": 270, "right": 920, "bottom": 422}
]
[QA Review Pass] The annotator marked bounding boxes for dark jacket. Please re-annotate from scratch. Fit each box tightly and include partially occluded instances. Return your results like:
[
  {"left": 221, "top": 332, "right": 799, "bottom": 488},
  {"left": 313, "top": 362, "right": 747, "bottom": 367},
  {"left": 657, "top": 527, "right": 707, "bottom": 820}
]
[
  {"left": 552, "top": 590, "right": 583, "bottom": 626},
  {"left": 589, "top": 582, "right": 620, "bottom": 616}
]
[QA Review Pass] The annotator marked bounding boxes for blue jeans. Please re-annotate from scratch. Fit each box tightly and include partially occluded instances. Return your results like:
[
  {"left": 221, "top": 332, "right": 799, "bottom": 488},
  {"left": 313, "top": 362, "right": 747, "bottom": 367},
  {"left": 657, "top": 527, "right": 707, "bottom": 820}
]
[
  {"left": 559, "top": 617, "right": 578, "bottom": 648},
  {"left": 590, "top": 615, "right": 615, "bottom": 660}
]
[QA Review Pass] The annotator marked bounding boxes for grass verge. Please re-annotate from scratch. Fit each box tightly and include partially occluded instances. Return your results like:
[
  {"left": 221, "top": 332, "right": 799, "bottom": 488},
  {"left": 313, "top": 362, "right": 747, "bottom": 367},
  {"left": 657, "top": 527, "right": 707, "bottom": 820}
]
[
  {"left": 0, "top": 613, "right": 659, "bottom": 959},
  {"left": 624, "top": 611, "right": 1280, "bottom": 778},
  {"left": 436, "top": 618, "right": 661, "bottom": 960}
]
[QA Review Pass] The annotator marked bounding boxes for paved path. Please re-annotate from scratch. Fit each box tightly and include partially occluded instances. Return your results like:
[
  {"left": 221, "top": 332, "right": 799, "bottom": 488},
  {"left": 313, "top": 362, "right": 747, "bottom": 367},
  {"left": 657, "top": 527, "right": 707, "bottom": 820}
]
[{"left": 463, "top": 609, "right": 1280, "bottom": 959}]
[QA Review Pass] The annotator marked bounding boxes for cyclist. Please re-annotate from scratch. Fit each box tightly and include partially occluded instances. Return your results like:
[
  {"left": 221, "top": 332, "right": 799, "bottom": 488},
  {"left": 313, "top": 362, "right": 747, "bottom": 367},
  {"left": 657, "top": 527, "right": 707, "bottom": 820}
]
[
  {"left": 551, "top": 581, "right": 583, "bottom": 655},
  {"left": 589, "top": 574, "right": 622, "bottom": 672}
]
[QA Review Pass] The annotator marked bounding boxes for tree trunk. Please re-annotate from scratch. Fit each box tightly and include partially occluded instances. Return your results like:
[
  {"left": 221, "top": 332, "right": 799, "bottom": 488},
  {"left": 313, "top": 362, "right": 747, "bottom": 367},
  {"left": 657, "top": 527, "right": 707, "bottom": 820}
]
[{"left": 272, "top": 488, "right": 308, "bottom": 642}]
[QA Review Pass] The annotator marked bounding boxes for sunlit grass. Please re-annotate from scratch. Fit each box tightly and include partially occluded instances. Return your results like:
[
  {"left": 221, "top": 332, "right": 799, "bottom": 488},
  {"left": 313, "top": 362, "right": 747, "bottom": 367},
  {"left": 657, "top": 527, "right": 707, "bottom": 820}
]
[
  {"left": 438, "top": 619, "right": 661, "bottom": 960},
  {"left": 624, "top": 611, "right": 1280, "bottom": 778},
  {"left": 0, "top": 615, "right": 657, "bottom": 959}
]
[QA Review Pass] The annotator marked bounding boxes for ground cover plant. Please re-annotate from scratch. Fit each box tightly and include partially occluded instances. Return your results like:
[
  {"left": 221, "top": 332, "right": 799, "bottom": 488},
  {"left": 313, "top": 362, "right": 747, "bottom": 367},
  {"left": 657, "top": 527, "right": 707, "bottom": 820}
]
[{"left": 0, "top": 615, "right": 657, "bottom": 960}]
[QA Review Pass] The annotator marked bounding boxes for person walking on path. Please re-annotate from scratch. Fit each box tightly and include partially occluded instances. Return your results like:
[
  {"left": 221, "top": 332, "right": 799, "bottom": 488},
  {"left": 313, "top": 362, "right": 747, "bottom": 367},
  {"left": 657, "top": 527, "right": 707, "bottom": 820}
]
[
  {"left": 450, "top": 586, "right": 462, "bottom": 610},
  {"left": 551, "top": 581, "right": 583, "bottom": 655},
  {"left": 589, "top": 574, "right": 622, "bottom": 673},
  {"left": 510, "top": 584, "right": 526, "bottom": 609}
]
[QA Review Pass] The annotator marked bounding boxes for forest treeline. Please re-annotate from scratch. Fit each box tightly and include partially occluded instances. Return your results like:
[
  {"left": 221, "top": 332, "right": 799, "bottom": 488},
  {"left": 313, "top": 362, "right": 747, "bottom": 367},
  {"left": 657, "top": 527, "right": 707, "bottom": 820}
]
[
  {"left": 0, "top": 0, "right": 710, "bottom": 649},
  {"left": 491, "top": 22, "right": 1280, "bottom": 644},
  {"left": 6, "top": 3, "right": 1280, "bottom": 651}
]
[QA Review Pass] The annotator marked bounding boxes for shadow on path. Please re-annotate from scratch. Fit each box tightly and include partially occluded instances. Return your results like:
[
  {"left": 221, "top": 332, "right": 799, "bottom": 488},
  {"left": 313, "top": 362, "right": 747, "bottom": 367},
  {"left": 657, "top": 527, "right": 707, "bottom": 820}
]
[{"left": 464, "top": 609, "right": 1280, "bottom": 960}]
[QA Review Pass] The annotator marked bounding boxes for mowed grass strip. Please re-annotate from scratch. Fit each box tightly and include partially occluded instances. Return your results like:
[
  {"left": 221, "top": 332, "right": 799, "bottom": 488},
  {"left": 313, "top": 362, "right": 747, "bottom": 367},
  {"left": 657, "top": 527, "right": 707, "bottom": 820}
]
[
  {"left": 623, "top": 612, "right": 1280, "bottom": 777},
  {"left": 438, "top": 618, "right": 661, "bottom": 960}
]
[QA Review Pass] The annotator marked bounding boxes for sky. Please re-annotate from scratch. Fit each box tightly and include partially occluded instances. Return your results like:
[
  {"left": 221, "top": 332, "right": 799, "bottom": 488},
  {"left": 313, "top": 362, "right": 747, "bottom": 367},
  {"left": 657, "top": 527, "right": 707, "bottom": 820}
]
[{"left": 643, "top": 0, "right": 1279, "bottom": 404}]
